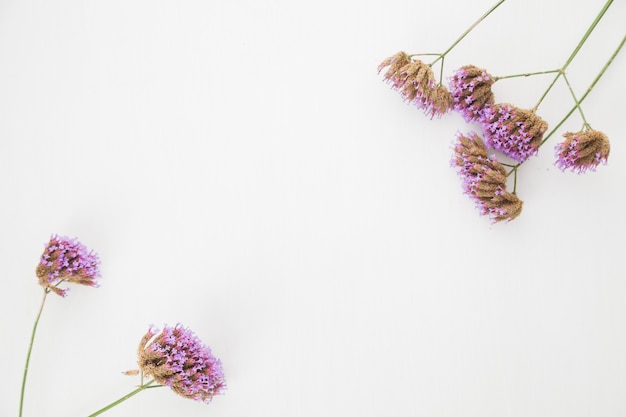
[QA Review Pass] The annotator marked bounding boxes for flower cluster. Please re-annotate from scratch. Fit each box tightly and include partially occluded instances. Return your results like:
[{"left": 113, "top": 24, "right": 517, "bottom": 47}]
[
  {"left": 35, "top": 234, "right": 101, "bottom": 297},
  {"left": 378, "top": 51, "right": 452, "bottom": 118},
  {"left": 452, "top": 132, "right": 523, "bottom": 222},
  {"left": 555, "top": 129, "right": 610, "bottom": 173},
  {"left": 479, "top": 103, "right": 548, "bottom": 163},
  {"left": 449, "top": 65, "right": 495, "bottom": 121},
  {"left": 138, "top": 324, "right": 226, "bottom": 403}
]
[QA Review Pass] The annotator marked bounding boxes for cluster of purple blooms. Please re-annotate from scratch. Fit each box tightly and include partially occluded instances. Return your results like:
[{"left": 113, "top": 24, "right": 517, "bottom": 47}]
[
  {"left": 138, "top": 324, "right": 226, "bottom": 403},
  {"left": 555, "top": 130, "right": 610, "bottom": 173},
  {"left": 448, "top": 65, "right": 494, "bottom": 122},
  {"left": 478, "top": 103, "right": 548, "bottom": 163},
  {"left": 35, "top": 234, "right": 101, "bottom": 296},
  {"left": 452, "top": 132, "right": 523, "bottom": 222},
  {"left": 29, "top": 234, "right": 225, "bottom": 412},
  {"left": 378, "top": 52, "right": 453, "bottom": 118},
  {"left": 379, "top": 53, "right": 611, "bottom": 221}
]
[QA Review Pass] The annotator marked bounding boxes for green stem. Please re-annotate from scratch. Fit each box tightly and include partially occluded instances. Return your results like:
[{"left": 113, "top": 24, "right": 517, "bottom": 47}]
[
  {"left": 430, "top": 0, "right": 506, "bottom": 66},
  {"left": 87, "top": 380, "right": 160, "bottom": 417},
  {"left": 505, "top": 165, "right": 520, "bottom": 193},
  {"left": 19, "top": 289, "right": 49, "bottom": 417},
  {"left": 494, "top": 69, "right": 561, "bottom": 81},
  {"left": 539, "top": 33, "right": 625, "bottom": 148},
  {"left": 438, "top": 55, "right": 445, "bottom": 86},
  {"left": 562, "top": 0, "right": 613, "bottom": 70},
  {"left": 561, "top": 73, "right": 589, "bottom": 128},
  {"left": 533, "top": 0, "right": 614, "bottom": 110}
]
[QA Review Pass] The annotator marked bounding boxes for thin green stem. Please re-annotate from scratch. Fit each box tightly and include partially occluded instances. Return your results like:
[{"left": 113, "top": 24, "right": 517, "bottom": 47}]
[
  {"left": 430, "top": 0, "right": 506, "bottom": 66},
  {"left": 562, "top": 0, "right": 613, "bottom": 70},
  {"left": 494, "top": 69, "right": 561, "bottom": 81},
  {"left": 561, "top": 73, "right": 589, "bottom": 128},
  {"left": 87, "top": 380, "right": 161, "bottom": 417},
  {"left": 19, "top": 289, "right": 49, "bottom": 417},
  {"left": 533, "top": 0, "right": 614, "bottom": 110},
  {"left": 505, "top": 165, "right": 520, "bottom": 193},
  {"left": 438, "top": 55, "right": 445, "bottom": 86},
  {"left": 539, "top": 33, "right": 625, "bottom": 148},
  {"left": 408, "top": 53, "right": 442, "bottom": 58}
]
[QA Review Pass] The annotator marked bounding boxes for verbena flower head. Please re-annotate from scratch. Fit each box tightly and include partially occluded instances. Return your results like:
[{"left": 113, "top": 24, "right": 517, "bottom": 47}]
[
  {"left": 555, "top": 130, "right": 610, "bottom": 173},
  {"left": 35, "top": 234, "right": 101, "bottom": 297},
  {"left": 452, "top": 132, "right": 523, "bottom": 222},
  {"left": 449, "top": 65, "right": 495, "bottom": 121},
  {"left": 479, "top": 103, "right": 548, "bottom": 163},
  {"left": 138, "top": 324, "right": 225, "bottom": 404},
  {"left": 378, "top": 52, "right": 452, "bottom": 118}
]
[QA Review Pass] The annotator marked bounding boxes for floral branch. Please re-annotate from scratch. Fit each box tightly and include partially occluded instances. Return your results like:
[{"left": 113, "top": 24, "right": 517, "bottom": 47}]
[
  {"left": 378, "top": 0, "right": 624, "bottom": 222},
  {"left": 19, "top": 236, "right": 226, "bottom": 416}
]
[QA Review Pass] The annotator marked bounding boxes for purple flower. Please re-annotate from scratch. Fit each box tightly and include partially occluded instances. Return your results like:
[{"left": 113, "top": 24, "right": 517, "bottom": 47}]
[
  {"left": 449, "top": 65, "right": 495, "bottom": 121},
  {"left": 137, "top": 324, "right": 225, "bottom": 403},
  {"left": 479, "top": 103, "right": 548, "bottom": 163},
  {"left": 35, "top": 235, "right": 101, "bottom": 297},
  {"left": 452, "top": 132, "right": 523, "bottom": 222},
  {"left": 555, "top": 130, "right": 610, "bottom": 173},
  {"left": 378, "top": 52, "right": 452, "bottom": 118}
]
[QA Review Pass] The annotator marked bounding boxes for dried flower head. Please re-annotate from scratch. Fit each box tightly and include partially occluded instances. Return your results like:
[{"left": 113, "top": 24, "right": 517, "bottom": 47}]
[
  {"left": 452, "top": 132, "right": 523, "bottom": 222},
  {"left": 555, "top": 130, "right": 610, "bottom": 173},
  {"left": 377, "top": 51, "right": 412, "bottom": 85},
  {"left": 479, "top": 103, "right": 548, "bottom": 163},
  {"left": 35, "top": 235, "right": 100, "bottom": 297},
  {"left": 449, "top": 65, "right": 495, "bottom": 121},
  {"left": 138, "top": 324, "right": 225, "bottom": 403},
  {"left": 379, "top": 52, "right": 452, "bottom": 118}
]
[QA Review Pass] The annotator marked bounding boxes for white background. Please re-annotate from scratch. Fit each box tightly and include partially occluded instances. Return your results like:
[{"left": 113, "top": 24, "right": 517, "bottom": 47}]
[{"left": 1, "top": 0, "right": 625, "bottom": 416}]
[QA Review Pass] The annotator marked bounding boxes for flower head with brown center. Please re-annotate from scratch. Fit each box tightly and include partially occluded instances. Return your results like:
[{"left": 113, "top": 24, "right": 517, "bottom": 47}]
[
  {"left": 452, "top": 132, "right": 523, "bottom": 222},
  {"left": 449, "top": 65, "right": 495, "bottom": 121},
  {"left": 35, "top": 235, "right": 100, "bottom": 297},
  {"left": 479, "top": 103, "right": 548, "bottom": 163},
  {"left": 379, "top": 52, "right": 452, "bottom": 118},
  {"left": 138, "top": 324, "right": 225, "bottom": 404},
  {"left": 555, "top": 129, "right": 610, "bottom": 173}
]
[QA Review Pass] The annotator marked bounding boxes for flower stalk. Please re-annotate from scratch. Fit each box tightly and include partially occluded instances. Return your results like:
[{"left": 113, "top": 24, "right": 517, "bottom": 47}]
[
  {"left": 430, "top": 0, "right": 507, "bottom": 67},
  {"left": 19, "top": 289, "right": 49, "bottom": 417},
  {"left": 533, "top": 0, "right": 614, "bottom": 111},
  {"left": 540, "top": 33, "right": 625, "bottom": 147},
  {"left": 87, "top": 380, "right": 161, "bottom": 417}
]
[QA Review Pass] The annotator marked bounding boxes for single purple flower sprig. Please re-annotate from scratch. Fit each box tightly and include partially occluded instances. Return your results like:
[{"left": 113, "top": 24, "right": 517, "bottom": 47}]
[
  {"left": 21, "top": 235, "right": 101, "bottom": 417},
  {"left": 35, "top": 234, "right": 101, "bottom": 297},
  {"left": 88, "top": 324, "right": 225, "bottom": 417}
]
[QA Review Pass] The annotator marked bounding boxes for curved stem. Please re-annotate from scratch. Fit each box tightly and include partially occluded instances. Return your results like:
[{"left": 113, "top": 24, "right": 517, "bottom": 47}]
[
  {"left": 532, "top": 0, "right": 614, "bottom": 111},
  {"left": 19, "top": 289, "right": 49, "bottom": 417},
  {"left": 430, "top": 0, "right": 506, "bottom": 66},
  {"left": 87, "top": 380, "right": 161, "bottom": 417}
]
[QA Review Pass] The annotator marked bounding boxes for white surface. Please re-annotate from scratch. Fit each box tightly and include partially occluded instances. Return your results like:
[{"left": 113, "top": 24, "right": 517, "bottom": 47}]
[{"left": 1, "top": 0, "right": 625, "bottom": 416}]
